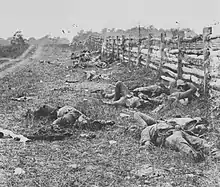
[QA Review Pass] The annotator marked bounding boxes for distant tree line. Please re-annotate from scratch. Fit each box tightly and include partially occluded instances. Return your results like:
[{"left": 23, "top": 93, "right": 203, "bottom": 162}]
[
  {"left": 0, "top": 31, "right": 29, "bottom": 59},
  {"left": 71, "top": 25, "right": 197, "bottom": 45}
]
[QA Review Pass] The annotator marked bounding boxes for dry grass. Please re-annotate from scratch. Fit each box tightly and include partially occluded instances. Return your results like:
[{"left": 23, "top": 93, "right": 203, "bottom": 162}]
[
  {"left": 0, "top": 44, "right": 220, "bottom": 187},
  {"left": 0, "top": 44, "right": 29, "bottom": 59}
]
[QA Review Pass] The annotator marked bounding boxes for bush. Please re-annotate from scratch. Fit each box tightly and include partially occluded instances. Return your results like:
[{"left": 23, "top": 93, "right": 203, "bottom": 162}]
[
  {"left": 0, "top": 44, "right": 29, "bottom": 58},
  {"left": 0, "top": 31, "right": 29, "bottom": 59}
]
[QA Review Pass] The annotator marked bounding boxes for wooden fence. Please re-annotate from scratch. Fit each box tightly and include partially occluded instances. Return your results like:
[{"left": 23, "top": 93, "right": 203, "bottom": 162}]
[
  {"left": 71, "top": 35, "right": 103, "bottom": 52},
  {"left": 88, "top": 27, "right": 220, "bottom": 95}
]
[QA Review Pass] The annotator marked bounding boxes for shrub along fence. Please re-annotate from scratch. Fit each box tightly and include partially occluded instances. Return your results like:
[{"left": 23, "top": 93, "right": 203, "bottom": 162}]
[{"left": 88, "top": 27, "right": 220, "bottom": 95}]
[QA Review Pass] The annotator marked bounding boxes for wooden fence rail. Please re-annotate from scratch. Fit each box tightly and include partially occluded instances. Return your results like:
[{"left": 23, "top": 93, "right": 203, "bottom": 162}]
[{"left": 86, "top": 27, "right": 220, "bottom": 94}]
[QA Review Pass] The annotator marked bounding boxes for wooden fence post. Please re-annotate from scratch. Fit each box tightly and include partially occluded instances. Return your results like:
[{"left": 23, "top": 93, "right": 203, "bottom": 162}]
[
  {"left": 99, "top": 38, "right": 102, "bottom": 51},
  {"left": 128, "top": 35, "right": 131, "bottom": 69},
  {"left": 147, "top": 34, "right": 153, "bottom": 67},
  {"left": 93, "top": 38, "right": 96, "bottom": 51},
  {"left": 112, "top": 37, "right": 115, "bottom": 61},
  {"left": 116, "top": 36, "right": 119, "bottom": 60},
  {"left": 158, "top": 32, "right": 166, "bottom": 79},
  {"left": 100, "top": 38, "right": 103, "bottom": 58},
  {"left": 96, "top": 37, "right": 99, "bottom": 51},
  {"left": 105, "top": 39, "right": 108, "bottom": 57},
  {"left": 108, "top": 36, "right": 111, "bottom": 57},
  {"left": 131, "top": 38, "right": 135, "bottom": 70},
  {"left": 90, "top": 36, "right": 93, "bottom": 51},
  {"left": 94, "top": 37, "right": 96, "bottom": 51},
  {"left": 203, "top": 27, "right": 212, "bottom": 95},
  {"left": 177, "top": 31, "right": 184, "bottom": 79},
  {"left": 137, "top": 25, "right": 141, "bottom": 65},
  {"left": 121, "top": 35, "right": 125, "bottom": 63}
]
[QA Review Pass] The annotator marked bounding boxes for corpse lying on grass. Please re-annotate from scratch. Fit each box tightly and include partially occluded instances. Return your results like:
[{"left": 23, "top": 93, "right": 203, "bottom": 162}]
[
  {"left": 134, "top": 111, "right": 219, "bottom": 162},
  {"left": 101, "top": 79, "right": 197, "bottom": 109}
]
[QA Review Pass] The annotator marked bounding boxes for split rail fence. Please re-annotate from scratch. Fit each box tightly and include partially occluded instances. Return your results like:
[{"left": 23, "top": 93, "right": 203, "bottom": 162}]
[{"left": 87, "top": 28, "right": 220, "bottom": 95}]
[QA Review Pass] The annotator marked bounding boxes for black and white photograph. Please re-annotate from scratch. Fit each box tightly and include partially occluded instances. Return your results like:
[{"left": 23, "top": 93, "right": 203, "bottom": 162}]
[{"left": 0, "top": 0, "right": 220, "bottom": 186}]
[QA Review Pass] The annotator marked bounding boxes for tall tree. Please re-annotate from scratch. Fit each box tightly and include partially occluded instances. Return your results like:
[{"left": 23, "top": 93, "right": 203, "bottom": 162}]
[{"left": 10, "top": 31, "right": 27, "bottom": 46}]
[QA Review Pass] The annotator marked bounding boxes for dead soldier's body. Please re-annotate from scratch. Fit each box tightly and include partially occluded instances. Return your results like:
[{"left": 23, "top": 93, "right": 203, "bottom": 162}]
[
  {"left": 169, "top": 79, "right": 197, "bottom": 103},
  {"left": 102, "top": 81, "right": 169, "bottom": 108},
  {"left": 134, "top": 112, "right": 212, "bottom": 161},
  {"left": 28, "top": 105, "right": 115, "bottom": 141},
  {"left": 153, "top": 79, "right": 198, "bottom": 113}
]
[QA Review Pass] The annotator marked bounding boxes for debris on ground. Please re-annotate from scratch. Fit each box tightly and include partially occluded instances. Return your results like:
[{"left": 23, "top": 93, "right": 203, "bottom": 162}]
[
  {"left": 109, "top": 140, "right": 117, "bottom": 145},
  {"left": 39, "top": 60, "right": 51, "bottom": 64},
  {"left": 67, "top": 163, "right": 80, "bottom": 170},
  {"left": 80, "top": 133, "right": 96, "bottom": 139},
  {"left": 120, "top": 113, "right": 131, "bottom": 118},
  {"left": 85, "top": 70, "right": 111, "bottom": 81},
  {"left": 65, "top": 79, "right": 79, "bottom": 83},
  {"left": 14, "top": 168, "right": 25, "bottom": 175},
  {"left": 11, "top": 96, "right": 33, "bottom": 102},
  {"left": 0, "top": 127, "right": 30, "bottom": 143},
  {"left": 131, "top": 164, "right": 167, "bottom": 178}
]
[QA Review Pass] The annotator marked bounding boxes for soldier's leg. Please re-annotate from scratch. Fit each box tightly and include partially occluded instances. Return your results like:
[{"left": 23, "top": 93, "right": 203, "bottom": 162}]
[
  {"left": 110, "top": 81, "right": 121, "bottom": 101},
  {"left": 187, "top": 95, "right": 193, "bottom": 104},
  {"left": 103, "top": 92, "right": 115, "bottom": 99},
  {"left": 134, "top": 112, "right": 156, "bottom": 127},
  {"left": 52, "top": 113, "right": 76, "bottom": 128},
  {"left": 34, "top": 104, "right": 58, "bottom": 119},
  {"left": 140, "top": 125, "right": 157, "bottom": 146},
  {"left": 77, "top": 114, "right": 115, "bottom": 131},
  {"left": 114, "top": 81, "right": 130, "bottom": 101},
  {"left": 165, "top": 131, "right": 198, "bottom": 158},
  {"left": 183, "top": 132, "right": 210, "bottom": 153}
]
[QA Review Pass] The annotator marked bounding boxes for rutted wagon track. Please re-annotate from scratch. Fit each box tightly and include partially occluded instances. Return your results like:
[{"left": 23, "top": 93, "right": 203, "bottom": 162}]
[{"left": 0, "top": 45, "right": 39, "bottom": 79}]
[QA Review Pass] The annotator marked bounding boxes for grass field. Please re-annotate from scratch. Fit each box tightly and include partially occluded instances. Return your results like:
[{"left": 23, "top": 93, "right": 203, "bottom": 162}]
[{"left": 0, "top": 44, "right": 220, "bottom": 187}]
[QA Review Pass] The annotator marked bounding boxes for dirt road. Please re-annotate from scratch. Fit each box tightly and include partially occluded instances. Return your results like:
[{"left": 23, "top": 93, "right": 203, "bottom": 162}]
[{"left": 0, "top": 44, "right": 41, "bottom": 79}]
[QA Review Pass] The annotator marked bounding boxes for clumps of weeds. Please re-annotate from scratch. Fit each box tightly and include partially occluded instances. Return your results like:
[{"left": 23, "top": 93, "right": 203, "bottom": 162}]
[
  {"left": 75, "top": 98, "right": 118, "bottom": 121},
  {"left": 110, "top": 63, "right": 157, "bottom": 88}
]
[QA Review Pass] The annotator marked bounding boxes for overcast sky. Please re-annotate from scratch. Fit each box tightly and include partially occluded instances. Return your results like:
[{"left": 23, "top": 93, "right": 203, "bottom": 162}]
[{"left": 0, "top": 0, "right": 220, "bottom": 40}]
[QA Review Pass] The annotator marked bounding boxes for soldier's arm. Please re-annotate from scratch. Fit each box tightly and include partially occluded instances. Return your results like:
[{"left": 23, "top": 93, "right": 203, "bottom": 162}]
[
  {"left": 140, "top": 125, "right": 156, "bottom": 145},
  {"left": 178, "top": 83, "right": 197, "bottom": 100},
  {"left": 187, "top": 82, "right": 197, "bottom": 92},
  {"left": 103, "top": 96, "right": 127, "bottom": 106},
  {"left": 102, "top": 92, "right": 115, "bottom": 99}
]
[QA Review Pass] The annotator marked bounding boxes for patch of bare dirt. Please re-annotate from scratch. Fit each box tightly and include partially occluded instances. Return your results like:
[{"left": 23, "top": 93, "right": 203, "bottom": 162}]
[{"left": 0, "top": 45, "right": 37, "bottom": 79}]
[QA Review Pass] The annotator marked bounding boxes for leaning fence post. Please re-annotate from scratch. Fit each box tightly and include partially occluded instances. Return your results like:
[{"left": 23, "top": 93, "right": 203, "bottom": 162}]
[
  {"left": 137, "top": 25, "right": 141, "bottom": 65},
  {"left": 106, "top": 39, "right": 109, "bottom": 57},
  {"left": 112, "top": 37, "right": 115, "bottom": 61},
  {"left": 116, "top": 36, "right": 119, "bottom": 60},
  {"left": 147, "top": 34, "right": 153, "bottom": 67},
  {"left": 108, "top": 36, "right": 111, "bottom": 57},
  {"left": 158, "top": 32, "right": 166, "bottom": 79},
  {"left": 94, "top": 37, "right": 96, "bottom": 51},
  {"left": 101, "top": 37, "right": 104, "bottom": 59},
  {"left": 99, "top": 37, "right": 102, "bottom": 52},
  {"left": 128, "top": 36, "right": 132, "bottom": 69},
  {"left": 130, "top": 38, "right": 135, "bottom": 70},
  {"left": 203, "top": 27, "right": 212, "bottom": 96},
  {"left": 121, "top": 35, "right": 125, "bottom": 64},
  {"left": 90, "top": 36, "right": 92, "bottom": 51},
  {"left": 177, "top": 31, "right": 184, "bottom": 79}
]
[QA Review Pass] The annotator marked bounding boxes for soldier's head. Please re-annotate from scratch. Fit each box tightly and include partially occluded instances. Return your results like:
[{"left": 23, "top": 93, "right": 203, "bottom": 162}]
[
  {"left": 176, "top": 79, "right": 186, "bottom": 89},
  {"left": 34, "top": 105, "right": 60, "bottom": 120}
]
